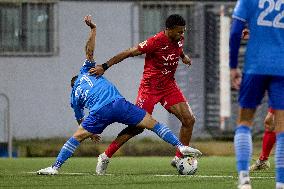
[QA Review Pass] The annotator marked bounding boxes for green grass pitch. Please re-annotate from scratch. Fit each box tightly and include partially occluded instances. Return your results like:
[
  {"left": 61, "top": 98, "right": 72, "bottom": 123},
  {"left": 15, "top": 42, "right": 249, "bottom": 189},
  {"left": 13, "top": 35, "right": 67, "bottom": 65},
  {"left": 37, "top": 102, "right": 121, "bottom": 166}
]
[{"left": 0, "top": 156, "right": 275, "bottom": 189}]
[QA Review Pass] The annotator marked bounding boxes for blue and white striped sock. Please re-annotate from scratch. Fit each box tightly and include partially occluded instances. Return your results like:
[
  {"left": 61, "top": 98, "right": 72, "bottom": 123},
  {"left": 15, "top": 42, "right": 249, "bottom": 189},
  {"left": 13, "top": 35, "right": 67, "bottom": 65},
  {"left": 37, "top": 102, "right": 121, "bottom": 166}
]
[
  {"left": 52, "top": 137, "right": 80, "bottom": 169},
  {"left": 276, "top": 132, "right": 284, "bottom": 185},
  {"left": 152, "top": 122, "right": 182, "bottom": 147},
  {"left": 234, "top": 125, "right": 252, "bottom": 173}
]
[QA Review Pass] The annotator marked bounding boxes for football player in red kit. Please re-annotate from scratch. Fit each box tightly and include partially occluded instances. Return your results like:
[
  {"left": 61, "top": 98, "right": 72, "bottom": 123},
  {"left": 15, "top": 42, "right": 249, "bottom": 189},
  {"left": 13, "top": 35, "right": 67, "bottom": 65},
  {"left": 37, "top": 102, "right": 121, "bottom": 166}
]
[{"left": 89, "top": 14, "right": 198, "bottom": 175}]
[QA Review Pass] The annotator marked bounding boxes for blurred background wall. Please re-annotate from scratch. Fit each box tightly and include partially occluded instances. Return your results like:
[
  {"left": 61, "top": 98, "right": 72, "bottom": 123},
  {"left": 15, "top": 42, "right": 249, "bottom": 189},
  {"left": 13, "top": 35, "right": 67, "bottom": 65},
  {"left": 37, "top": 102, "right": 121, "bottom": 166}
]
[{"left": 0, "top": 0, "right": 267, "bottom": 143}]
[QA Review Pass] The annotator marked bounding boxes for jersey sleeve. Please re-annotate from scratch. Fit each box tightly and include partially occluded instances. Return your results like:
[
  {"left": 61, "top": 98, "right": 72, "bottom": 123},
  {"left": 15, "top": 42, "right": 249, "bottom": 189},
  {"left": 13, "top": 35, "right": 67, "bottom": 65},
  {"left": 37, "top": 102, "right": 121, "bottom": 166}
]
[
  {"left": 80, "top": 59, "right": 96, "bottom": 74},
  {"left": 70, "top": 93, "right": 85, "bottom": 121},
  {"left": 137, "top": 35, "right": 157, "bottom": 54},
  {"left": 232, "top": 0, "right": 251, "bottom": 22}
]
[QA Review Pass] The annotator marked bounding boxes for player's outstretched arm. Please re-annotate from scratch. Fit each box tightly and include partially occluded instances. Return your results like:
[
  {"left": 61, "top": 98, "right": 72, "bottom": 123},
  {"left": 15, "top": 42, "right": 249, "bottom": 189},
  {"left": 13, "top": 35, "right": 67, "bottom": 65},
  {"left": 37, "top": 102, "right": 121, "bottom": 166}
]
[
  {"left": 84, "top": 15, "right": 96, "bottom": 62},
  {"left": 89, "top": 47, "right": 143, "bottom": 76}
]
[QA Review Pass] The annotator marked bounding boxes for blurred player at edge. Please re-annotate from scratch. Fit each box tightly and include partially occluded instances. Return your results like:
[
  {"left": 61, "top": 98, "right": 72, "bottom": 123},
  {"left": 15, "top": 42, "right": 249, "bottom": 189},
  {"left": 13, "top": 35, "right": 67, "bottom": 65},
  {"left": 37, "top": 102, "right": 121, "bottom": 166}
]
[
  {"left": 250, "top": 108, "right": 276, "bottom": 171},
  {"left": 89, "top": 14, "right": 196, "bottom": 174},
  {"left": 230, "top": 0, "right": 284, "bottom": 189},
  {"left": 242, "top": 29, "right": 276, "bottom": 172},
  {"left": 36, "top": 15, "right": 201, "bottom": 175}
]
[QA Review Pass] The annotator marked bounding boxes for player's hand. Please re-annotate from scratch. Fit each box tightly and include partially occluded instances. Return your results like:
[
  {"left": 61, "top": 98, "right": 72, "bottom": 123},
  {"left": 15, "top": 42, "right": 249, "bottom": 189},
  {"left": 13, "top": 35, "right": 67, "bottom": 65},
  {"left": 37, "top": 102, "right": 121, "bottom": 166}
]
[
  {"left": 84, "top": 15, "right": 96, "bottom": 29},
  {"left": 89, "top": 65, "right": 105, "bottom": 76},
  {"left": 90, "top": 134, "right": 101, "bottom": 143},
  {"left": 264, "top": 112, "right": 275, "bottom": 131},
  {"left": 230, "top": 68, "right": 242, "bottom": 90},
  {"left": 242, "top": 28, "right": 249, "bottom": 40},
  {"left": 182, "top": 55, "right": 192, "bottom": 67}
]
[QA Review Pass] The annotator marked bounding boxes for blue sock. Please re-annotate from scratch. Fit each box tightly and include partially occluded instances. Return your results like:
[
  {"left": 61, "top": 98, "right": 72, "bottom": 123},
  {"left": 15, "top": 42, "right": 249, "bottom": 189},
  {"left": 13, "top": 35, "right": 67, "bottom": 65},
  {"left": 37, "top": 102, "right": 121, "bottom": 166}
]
[
  {"left": 276, "top": 132, "right": 284, "bottom": 184},
  {"left": 152, "top": 122, "right": 182, "bottom": 147},
  {"left": 52, "top": 137, "right": 80, "bottom": 169},
  {"left": 234, "top": 125, "right": 252, "bottom": 173}
]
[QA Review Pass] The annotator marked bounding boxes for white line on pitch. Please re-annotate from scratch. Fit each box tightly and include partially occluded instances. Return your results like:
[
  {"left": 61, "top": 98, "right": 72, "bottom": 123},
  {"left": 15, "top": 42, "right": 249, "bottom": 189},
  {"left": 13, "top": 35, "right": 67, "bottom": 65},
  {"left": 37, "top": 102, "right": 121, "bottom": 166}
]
[
  {"left": 154, "top": 175, "right": 233, "bottom": 178},
  {"left": 26, "top": 172, "right": 113, "bottom": 176},
  {"left": 154, "top": 174, "right": 275, "bottom": 179},
  {"left": 26, "top": 172, "right": 275, "bottom": 179}
]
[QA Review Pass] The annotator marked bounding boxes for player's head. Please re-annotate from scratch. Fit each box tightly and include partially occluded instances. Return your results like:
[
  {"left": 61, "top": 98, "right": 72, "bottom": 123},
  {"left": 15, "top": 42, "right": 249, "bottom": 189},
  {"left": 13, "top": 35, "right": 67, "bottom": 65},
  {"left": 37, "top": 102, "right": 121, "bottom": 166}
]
[
  {"left": 165, "top": 14, "right": 186, "bottom": 42},
  {"left": 71, "top": 75, "right": 78, "bottom": 88}
]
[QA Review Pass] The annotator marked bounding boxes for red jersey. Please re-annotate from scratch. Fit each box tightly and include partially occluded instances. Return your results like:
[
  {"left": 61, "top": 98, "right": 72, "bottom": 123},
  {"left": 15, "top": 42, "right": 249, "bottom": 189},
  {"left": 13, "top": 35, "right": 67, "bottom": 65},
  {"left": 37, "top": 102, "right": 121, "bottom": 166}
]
[{"left": 137, "top": 31, "right": 184, "bottom": 92}]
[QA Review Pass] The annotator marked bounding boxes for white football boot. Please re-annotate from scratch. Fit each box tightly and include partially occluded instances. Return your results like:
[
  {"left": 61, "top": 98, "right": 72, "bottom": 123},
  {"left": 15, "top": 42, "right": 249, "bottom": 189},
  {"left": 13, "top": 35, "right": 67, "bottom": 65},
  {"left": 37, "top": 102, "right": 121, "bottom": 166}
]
[
  {"left": 37, "top": 166, "right": 58, "bottom": 175},
  {"left": 96, "top": 152, "right": 110, "bottom": 175},
  {"left": 178, "top": 146, "right": 202, "bottom": 158},
  {"left": 238, "top": 171, "right": 251, "bottom": 189}
]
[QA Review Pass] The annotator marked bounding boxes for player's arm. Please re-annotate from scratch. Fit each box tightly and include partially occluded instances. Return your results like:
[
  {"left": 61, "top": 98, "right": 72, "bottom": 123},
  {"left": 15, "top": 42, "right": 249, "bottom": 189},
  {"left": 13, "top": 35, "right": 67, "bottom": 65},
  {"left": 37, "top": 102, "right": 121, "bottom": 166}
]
[
  {"left": 180, "top": 49, "right": 192, "bottom": 66},
  {"left": 71, "top": 100, "right": 85, "bottom": 126},
  {"left": 229, "top": 18, "right": 245, "bottom": 90},
  {"left": 84, "top": 15, "right": 96, "bottom": 62},
  {"left": 89, "top": 46, "right": 143, "bottom": 76}
]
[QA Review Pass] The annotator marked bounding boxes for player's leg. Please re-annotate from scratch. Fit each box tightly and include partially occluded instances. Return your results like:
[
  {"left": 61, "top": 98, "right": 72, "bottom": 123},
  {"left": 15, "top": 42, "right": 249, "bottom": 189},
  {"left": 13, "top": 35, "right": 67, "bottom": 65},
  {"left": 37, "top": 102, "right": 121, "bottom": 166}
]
[
  {"left": 250, "top": 110, "right": 275, "bottom": 171},
  {"left": 96, "top": 127, "right": 144, "bottom": 175},
  {"left": 235, "top": 74, "right": 267, "bottom": 189},
  {"left": 136, "top": 112, "right": 201, "bottom": 157},
  {"left": 104, "top": 127, "right": 144, "bottom": 157},
  {"left": 98, "top": 91, "right": 157, "bottom": 159},
  {"left": 114, "top": 98, "right": 201, "bottom": 157},
  {"left": 269, "top": 76, "right": 284, "bottom": 189},
  {"left": 96, "top": 97, "right": 156, "bottom": 175},
  {"left": 37, "top": 126, "right": 94, "bottom": 175},
  {"left": 235, "top": 108, "right": 255, "bottom": 189},
  {"left": 161, "top": 86, "right": 195, "bottom": 165},
  {"left": 168, "top": 103, "right": 195, "bottom": 150}
]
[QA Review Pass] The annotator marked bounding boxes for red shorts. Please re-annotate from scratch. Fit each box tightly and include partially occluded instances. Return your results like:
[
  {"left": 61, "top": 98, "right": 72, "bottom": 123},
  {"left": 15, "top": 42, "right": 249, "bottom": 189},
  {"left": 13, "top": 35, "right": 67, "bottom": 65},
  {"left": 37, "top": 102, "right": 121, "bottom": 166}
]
[{"left": 135, "top": 85, "right": 187, "bottom": 114}]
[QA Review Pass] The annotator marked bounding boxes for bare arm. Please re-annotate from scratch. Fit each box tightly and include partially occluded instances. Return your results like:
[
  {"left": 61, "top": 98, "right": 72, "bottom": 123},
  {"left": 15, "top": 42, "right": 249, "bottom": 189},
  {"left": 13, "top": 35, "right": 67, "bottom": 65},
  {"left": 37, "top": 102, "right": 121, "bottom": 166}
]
[
  {"left": 180, "top": 49, "right": 192, "bottom": 66},
  {"left": 84, "top": 15, "right": 96, "bottom": 61},
  {"left": 89, "top": 46, "right": 143, "bottom": 76}
]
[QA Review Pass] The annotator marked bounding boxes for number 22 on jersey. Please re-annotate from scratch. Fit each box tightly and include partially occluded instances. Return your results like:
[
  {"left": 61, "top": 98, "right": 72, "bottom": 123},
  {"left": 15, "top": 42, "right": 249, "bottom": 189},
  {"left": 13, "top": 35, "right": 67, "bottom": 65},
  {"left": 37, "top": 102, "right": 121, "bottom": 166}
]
[{"left": 257, "top": 0, "right": 284, "bottom": 29}]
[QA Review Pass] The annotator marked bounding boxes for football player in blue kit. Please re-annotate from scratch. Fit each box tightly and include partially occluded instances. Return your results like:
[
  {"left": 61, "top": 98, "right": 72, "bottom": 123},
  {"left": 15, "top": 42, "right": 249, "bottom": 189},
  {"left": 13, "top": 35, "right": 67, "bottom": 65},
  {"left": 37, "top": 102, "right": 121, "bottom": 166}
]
[
  {"left": 230, "top": 0, "right": 284, "bottom": 189},
  {"left": 36, "top": 15, "right": 201, "bottom": 175}
]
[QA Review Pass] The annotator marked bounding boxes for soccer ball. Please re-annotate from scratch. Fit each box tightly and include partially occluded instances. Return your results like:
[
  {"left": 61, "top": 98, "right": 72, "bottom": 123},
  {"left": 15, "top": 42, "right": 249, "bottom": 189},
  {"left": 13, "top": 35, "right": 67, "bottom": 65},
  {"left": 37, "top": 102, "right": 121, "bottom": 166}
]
[{"left": 176, "top": 157, "right": 198, "bottom": 175}]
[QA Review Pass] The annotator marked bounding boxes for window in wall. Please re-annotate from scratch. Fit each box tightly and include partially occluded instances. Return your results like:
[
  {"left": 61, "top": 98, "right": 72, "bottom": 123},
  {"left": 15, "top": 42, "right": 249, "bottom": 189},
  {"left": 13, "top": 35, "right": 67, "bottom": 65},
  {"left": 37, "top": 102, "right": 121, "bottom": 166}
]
[
  {"left": 0, "top": 2, "right": 57, "bottom": 56},
  {"left": 139, "top": 3, "right": 201, "bottom": 57}
]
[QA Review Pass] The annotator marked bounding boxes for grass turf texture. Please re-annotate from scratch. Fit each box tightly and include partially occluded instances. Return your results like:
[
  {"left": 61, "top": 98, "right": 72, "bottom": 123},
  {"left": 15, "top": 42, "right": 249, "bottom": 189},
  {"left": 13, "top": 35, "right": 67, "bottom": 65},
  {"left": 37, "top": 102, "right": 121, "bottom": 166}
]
[{"left": 0, "top": 157, "right": 275, "bottom": 189}]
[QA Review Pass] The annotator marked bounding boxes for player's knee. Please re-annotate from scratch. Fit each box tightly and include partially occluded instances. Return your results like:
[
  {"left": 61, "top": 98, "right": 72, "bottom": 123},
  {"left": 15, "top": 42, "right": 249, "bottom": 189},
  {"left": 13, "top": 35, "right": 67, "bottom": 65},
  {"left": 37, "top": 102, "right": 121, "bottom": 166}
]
[
  {"left": 181, "top": 114, "right": 195, "bottom": 128},
  {"left": 73, "top": 129, "right": 92, "bottom": 142}
]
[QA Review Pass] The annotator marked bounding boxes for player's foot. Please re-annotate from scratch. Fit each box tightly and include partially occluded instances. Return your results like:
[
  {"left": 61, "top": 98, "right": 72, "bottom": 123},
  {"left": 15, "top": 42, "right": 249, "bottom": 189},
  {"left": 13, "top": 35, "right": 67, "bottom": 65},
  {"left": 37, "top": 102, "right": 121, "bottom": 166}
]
[
  {"left": 238, "top": 172, "right": 251, "bottom": 189},
  {"left": 170, "top": 156, "right": 181, "bottom": 168},
  {"left": 96, "top": 152, "right": 109, "bottom": 175},
  {"left": 276, "top": 182, "right": 284, "bottom": 189},
  {"left": 249, "top": 159, "right": 270, "bottom": 171},
  {"left": 37, "top": 166, "right": 58, "bottom": 175},
  {"left": 178, "top": 146, "right": 202, "bottom": 158},
  {"left": 238, "top": 183, "right": 252, "bottom": 189}
]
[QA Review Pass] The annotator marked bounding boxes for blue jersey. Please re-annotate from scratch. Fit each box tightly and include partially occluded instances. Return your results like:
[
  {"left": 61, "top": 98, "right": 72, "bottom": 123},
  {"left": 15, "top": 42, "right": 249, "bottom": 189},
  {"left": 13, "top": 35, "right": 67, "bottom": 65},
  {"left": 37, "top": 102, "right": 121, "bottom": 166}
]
[
  {"left": 70, "top": 60, "right": 123, "bottom": 120},
  {"left": 233, "top": 0, "right": 284, "bottom": 76}
]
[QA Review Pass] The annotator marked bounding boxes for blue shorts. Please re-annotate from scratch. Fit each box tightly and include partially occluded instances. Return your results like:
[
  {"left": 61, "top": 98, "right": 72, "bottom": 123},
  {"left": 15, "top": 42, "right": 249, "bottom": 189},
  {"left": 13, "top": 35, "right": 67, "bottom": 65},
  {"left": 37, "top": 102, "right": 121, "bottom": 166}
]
[
  {"left": 239, "top": 74, "right": 284, "bottom": 109},
  {"left": 81, "top": 98, "right": 146, "bottom": 134}
]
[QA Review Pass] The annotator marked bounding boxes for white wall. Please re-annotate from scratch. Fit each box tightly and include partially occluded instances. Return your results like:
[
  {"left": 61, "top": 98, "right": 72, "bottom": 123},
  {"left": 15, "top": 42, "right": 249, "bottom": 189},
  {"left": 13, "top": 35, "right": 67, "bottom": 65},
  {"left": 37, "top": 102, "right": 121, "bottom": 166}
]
[{"left": 0, "top": 1, "right": 170, "bottom": 139}]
